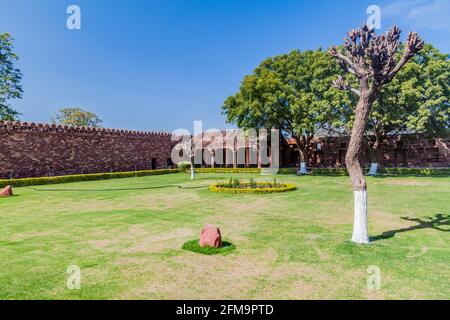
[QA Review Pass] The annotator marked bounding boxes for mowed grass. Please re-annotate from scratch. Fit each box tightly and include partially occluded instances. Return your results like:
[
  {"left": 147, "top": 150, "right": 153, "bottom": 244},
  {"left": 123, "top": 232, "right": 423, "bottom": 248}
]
[{"left": 0, "top": 173, "right": 448, "bottom": 300}]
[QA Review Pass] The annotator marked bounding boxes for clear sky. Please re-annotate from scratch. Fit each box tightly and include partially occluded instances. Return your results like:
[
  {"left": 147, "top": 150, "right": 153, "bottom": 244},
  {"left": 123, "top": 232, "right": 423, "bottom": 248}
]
[{"left": 1, "top": 0, "right": 449, "bottom": 132}]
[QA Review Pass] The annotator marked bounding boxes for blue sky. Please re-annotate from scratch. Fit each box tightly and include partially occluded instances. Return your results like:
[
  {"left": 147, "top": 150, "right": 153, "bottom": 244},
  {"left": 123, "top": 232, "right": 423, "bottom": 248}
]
[{"left": 1, "top": 0, "right": 449, "bottom": 132}]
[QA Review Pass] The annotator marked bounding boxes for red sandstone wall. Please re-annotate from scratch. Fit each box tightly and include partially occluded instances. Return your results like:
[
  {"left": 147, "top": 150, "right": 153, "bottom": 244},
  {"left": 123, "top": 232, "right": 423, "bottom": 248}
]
[
  {"left": 0, "top": 122, "right": 173, "bottom": 179},
  {"left": 281, "top": 135, "right": 450, "bottom": 168}
]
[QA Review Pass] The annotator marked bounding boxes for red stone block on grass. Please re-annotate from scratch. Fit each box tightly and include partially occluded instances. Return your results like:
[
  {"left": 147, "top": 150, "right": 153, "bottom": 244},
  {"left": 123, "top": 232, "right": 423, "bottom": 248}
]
[
  {"left": 199, "top": 224, "right": 222, "bottom": 248},
  {"left": 0, "top": 185, "right": 13, "bottom": 197}
]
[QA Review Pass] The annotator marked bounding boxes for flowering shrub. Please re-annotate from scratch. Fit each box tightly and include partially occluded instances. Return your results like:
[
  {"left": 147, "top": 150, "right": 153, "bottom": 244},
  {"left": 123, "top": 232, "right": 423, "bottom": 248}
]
[{"left": 210, "top": 179, "right": 297, "bottom": 194}]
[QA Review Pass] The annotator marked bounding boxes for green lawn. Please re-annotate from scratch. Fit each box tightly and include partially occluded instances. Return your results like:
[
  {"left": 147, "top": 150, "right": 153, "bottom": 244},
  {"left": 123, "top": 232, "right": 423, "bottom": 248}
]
[{"left": 0, "top": 173, "right": 449, "bottom": 300}]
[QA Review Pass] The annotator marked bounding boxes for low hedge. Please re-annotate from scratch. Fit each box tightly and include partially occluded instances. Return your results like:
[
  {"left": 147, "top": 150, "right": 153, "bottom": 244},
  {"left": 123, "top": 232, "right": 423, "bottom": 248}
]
[
  {"left": 209, "top": 182, "right": 297, "bottom": 194},
  {"left": 379, "top": 167, "right": 450, "bottom": 176},
  {"left": 277, "top": 168, "right": 298, "bottom": 175},
  {"left": 0, "top": 169, "right": 180, "bottom": 188},
  {"left": 310, "top": 167, "right": 450, "bottom": 176},
  {"left": 310, "top": 168, "right": 350, "bottom": 176},
  {"left": 186, "top": 167, "right": 450, "bottom": 176},
  {"left": 195, "top": 168, "right": 262, "bottom": 174}
]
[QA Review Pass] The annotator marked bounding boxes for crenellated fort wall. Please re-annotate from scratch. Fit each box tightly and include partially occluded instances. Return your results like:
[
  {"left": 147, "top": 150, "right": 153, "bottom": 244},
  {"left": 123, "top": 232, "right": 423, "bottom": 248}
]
[{"left": 0, "top": 121, "right": 173, "bottom": 179}]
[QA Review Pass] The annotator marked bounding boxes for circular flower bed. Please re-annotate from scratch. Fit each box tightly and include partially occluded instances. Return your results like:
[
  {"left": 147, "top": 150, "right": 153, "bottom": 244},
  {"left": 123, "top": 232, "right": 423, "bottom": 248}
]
[{"left": 209, "top": 178, "right": 297, "bottom": 194}]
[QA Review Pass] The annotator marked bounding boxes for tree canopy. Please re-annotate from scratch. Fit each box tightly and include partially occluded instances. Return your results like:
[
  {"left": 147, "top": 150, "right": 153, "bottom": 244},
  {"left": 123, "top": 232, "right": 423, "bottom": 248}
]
[
  {"left": 0, "top": 33, "right": 23, "bottom": 121},
  {"left": 222, "top": 49, "right": 351, "bottom": 167},
  {"left": 51, "top": 108, "right": 103, "bottom": 128},
  {"left": 336, "top": 43, "right": 449, "bottom": 168},
  {"left": 369, "top": 43, "right": 449, "bottom": 139}
]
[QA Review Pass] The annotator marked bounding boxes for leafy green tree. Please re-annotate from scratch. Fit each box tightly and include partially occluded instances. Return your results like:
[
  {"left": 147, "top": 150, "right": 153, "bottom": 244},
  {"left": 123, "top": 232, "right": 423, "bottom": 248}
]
[
  {"left": 367, "top": 44, "right": 449, "bottom": 174},
  {"left": 51, "top": 108, "right": 103, "bottom": 128},
  {"left": 338, "top": 44, "right": 449, "bottom": 174},
  {"left": 222, "top": 49, "right": 351, "bottom": 173},
  {"left": 0, "top": 33, "right": 23, "bottom": 121}
]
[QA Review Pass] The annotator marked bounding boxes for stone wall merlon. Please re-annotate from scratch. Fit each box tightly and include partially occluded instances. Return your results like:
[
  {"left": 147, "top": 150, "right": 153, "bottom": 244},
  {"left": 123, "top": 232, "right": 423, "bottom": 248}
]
[{"left": 0, "top": 121, "right": 172, "bottom": 137}]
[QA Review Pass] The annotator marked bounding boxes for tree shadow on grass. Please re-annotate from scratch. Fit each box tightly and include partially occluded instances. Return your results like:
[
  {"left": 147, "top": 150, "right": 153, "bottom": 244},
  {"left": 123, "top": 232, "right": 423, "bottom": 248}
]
[{"left": 370, "top": 213, "right": 449, "bottom": 242}]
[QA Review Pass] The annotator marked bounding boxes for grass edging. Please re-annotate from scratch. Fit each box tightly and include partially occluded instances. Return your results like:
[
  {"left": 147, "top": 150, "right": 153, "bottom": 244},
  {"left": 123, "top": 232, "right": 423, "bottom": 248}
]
[{"left": 182, "top": 239, "right": 236, "bottom": 255}]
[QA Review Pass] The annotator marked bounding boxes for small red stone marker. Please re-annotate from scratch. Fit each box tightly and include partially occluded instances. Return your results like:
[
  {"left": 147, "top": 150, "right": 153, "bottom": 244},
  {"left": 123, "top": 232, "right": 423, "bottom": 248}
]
[
  {"left": 199, "top": 224, "right": 222, "bottom": 248},
  {"left": 0, "top": 185, "right": 13, "bottom": 197}
]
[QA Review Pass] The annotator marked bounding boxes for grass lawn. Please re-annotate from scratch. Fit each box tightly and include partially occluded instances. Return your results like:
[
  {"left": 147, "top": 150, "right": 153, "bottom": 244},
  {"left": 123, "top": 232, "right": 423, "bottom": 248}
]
[{"left": 0, "top": 173, "right": 449, "bottom": 300}]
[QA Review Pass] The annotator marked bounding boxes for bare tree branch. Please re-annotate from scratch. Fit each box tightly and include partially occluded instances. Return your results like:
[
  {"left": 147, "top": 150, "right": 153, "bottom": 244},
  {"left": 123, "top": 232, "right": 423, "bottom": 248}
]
[
  {"left": 384, "top": 31, "right": 425, "bottom": 84},
  {"left": 329, "top": 24, "right": 424, "bottom": 91},
  {"left": 332, "top": 75, "right": 361, "bottom": 96}
]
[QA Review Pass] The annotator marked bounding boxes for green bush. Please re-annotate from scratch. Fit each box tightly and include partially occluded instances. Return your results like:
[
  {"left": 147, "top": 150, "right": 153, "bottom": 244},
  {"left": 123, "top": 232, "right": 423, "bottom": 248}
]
[
  {"left": 177, "top": 161, "right": 192, "bottom": 172},
  {"left": 0, "top": 169, "right": 180, "bottom": 188},
  {"left": 182, "top": 239, "right": 236, "bottom": 255}
]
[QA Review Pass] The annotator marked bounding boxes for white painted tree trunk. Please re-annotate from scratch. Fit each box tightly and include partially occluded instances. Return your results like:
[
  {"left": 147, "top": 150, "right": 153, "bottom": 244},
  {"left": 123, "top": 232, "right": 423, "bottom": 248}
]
[
  {"left": 368, "top": 163, "right": 378, "bottom": 176},
  {"left": 211, "top": 155, "right": 215, "bottom": 169},
  {"left": 190, "top": 165, "right": 195, "bottom": 180},
  {"left": 351, "top": 190, "right": 370, "bottom": 244},
  {"left": 298, "top": 162, "right": 308, "bottom": 175}
]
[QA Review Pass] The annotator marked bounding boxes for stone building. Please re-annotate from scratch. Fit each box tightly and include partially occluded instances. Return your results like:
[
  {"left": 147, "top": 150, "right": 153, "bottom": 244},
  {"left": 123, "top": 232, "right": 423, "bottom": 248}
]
[
  {"left": 0, "top": 121, "right": 448, "bottom": 179},
  {"left": 280, "top": 135, "right": 449, "bottom": 168},
  {"left": 195, "top": 131, "right": 450, "bottom": 169}
]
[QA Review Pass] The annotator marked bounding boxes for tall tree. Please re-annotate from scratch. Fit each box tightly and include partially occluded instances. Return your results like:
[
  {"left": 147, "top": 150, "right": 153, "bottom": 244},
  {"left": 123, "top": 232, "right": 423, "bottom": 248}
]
[
  {"left": 366, "top": 43, "right": 449, "bottom": 175},
  {"left": 330, "top": 25, "right": 424, "bottom": 244},
  {"left": 51, "top": 108, "right": 103, "bottom": 127},
  {"left": 223, "top": 49, "right": 351, "bottom": 174},
  {"left": 0, "top": 33, "right": 23, "bottom": 121}
]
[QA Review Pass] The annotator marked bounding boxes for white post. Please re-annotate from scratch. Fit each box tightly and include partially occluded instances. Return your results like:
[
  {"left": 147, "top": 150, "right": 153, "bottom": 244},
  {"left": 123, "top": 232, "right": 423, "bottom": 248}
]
[
  {"left": 190, "top": 165, "right": 195, "bottom": 180},
  {"left": 298, "top": 162, "right": 308, "bottom": 175},
  {"left": 368, "top": 163, "right": 378, "bottom": 176},
  {"left": 351, "top": 190, "right": 370, "bottom": 244}
]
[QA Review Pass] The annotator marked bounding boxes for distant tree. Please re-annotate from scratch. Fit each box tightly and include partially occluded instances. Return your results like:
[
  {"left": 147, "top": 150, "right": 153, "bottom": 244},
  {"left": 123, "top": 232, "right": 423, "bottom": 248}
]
[
  {"left": 0, "top": 33, "right": 23, "bottom": 121},
  {"left": 330, "top": 25, "right": 424, "bottom": 244},
  {"left": 51, "top": 108, "right": 103, "bottom": 127},
  {"left": 223, "top": 49, "right": 351, "bottom": 174}
]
